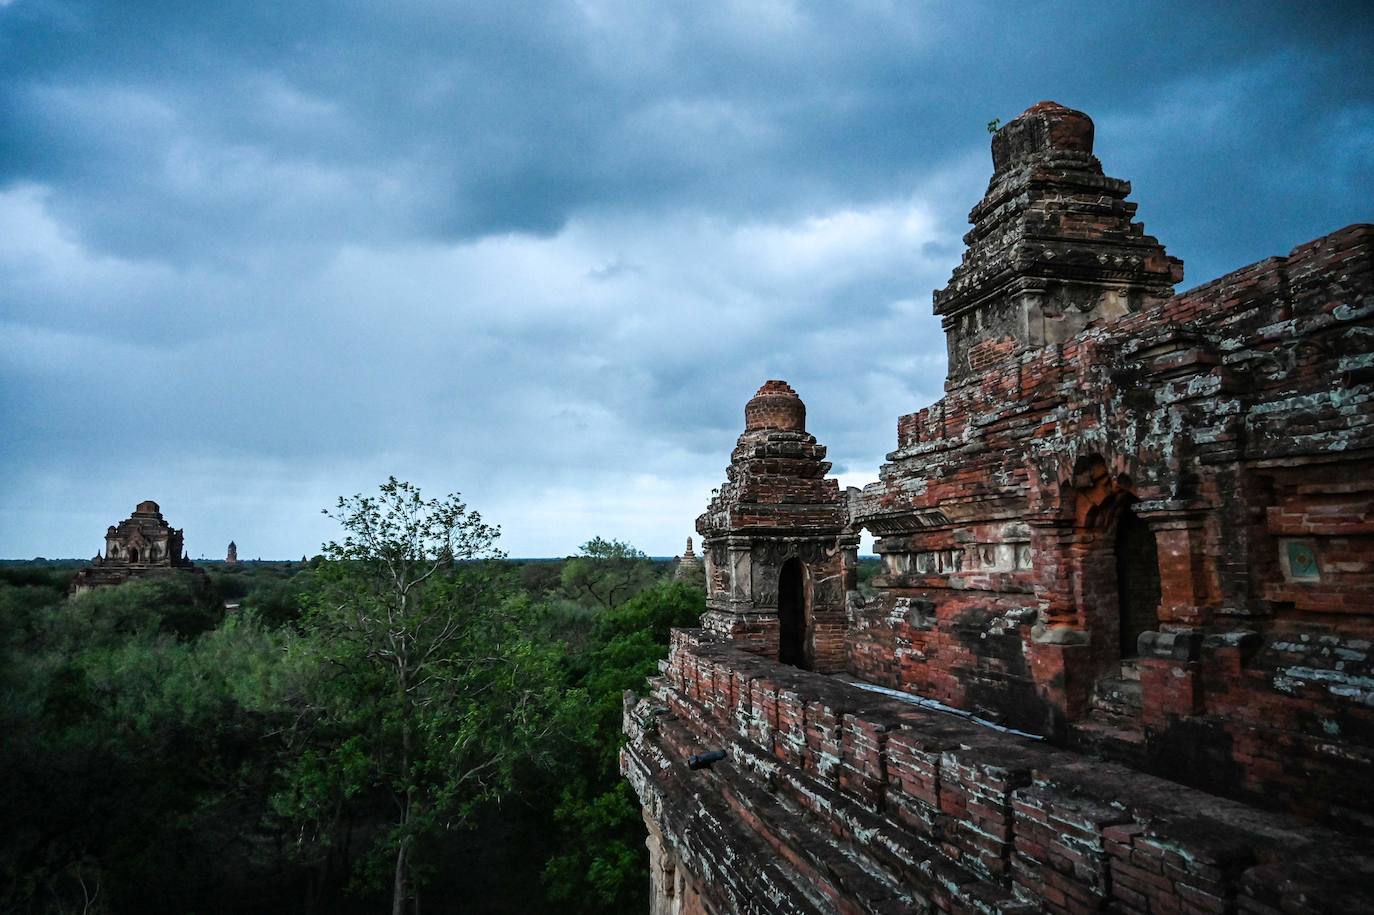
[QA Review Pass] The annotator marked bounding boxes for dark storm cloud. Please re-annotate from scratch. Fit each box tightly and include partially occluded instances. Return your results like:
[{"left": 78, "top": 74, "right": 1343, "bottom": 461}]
[
  {"left": 1, "top": 1, "right": 1370, "bottom": 557},
  {"left": 9, "top": 1, "right": 1366, "bottom": 268}
]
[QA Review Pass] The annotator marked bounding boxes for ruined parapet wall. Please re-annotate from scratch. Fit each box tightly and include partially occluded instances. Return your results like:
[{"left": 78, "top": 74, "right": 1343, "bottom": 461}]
[
  {"left": 851, "top": 101, "right": 1374, "bottom": 825},
  {"left": 696, "top": 381, "right": 855, "bottom": 671},
  {"left": 624, "top": 634, "right": 1374, "bottom": 915}
]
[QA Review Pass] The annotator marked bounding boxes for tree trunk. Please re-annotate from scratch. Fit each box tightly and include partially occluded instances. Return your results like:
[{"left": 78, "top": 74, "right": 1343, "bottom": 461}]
[
  {"left": 391, "top": 837, "right": 408, "bottom": 915},
  {"left": 393, "top": 677, "right": 414, "bottom": 915}
]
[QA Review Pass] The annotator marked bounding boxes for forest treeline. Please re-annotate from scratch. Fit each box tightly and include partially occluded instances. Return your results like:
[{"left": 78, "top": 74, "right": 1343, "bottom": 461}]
[{"left": 0, "top": 481, "right": 707, "bottom": 914}]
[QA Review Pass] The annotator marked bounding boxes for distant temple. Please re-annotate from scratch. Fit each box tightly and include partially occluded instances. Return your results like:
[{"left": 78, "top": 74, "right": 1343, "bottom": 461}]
[
  {"left": 71, "top": 500, "right": 205, "bottom": 594},
  {"left": 226, "top": 540, "right": 239, "bottom": 565},
  {"left": 672, "top": 537, "right": 705, "bottom": 584}
]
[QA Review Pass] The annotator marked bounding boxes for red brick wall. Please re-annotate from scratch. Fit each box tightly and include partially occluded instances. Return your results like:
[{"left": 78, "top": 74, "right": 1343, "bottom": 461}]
[
  {"left": 624, "top": 636, "right": 1374, "bottom": 915},
  {"left": 636, "top": 101, "right": 1374, "bottom": 913},
  {"left": 849, "top": 224, "right": 1374, "bottom": 826}
]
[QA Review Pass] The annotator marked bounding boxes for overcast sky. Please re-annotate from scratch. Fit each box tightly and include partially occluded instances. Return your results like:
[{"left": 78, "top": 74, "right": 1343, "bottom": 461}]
[{"left": 2, "top": 1, "right": 1370, "bottom": 560}]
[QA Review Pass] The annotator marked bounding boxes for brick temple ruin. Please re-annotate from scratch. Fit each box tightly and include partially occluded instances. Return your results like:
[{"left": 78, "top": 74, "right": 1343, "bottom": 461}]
[
  {"left": 71, "top": 500, "right": 205, "bottom": 594},
  {"left": 623, "top": 102, "right": 1374, "bottom": 914}
]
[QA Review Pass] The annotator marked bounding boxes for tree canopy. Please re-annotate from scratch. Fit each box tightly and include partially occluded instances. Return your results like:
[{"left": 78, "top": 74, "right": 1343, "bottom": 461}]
[
  {"left": 0, "top": 518, "right": 702, "bottom": 914},
  {"left": 560, "top": 536, "right": 658, "bottom": 611},
  {"left": 288, "top": 478, "right": 574, "bottom": 915}
]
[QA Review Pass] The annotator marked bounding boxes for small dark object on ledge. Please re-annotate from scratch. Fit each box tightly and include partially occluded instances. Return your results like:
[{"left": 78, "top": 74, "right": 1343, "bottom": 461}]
[{"left": 687, "top": 750, "right": 727, "bottom": 770}]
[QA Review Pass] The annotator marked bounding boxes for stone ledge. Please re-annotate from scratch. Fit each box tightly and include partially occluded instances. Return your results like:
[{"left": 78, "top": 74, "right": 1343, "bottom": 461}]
[{"left": 628, "top": 631, "right": 1374, "bottom": 915}]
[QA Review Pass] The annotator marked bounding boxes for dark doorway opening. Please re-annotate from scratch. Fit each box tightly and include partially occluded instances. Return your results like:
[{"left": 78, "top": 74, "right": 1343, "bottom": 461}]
[
  {"left": 1116, "top": 502, "right": 1161, "bottom": 658},
  {"left": 778, "top": 558, "right": 808, "bottom": 668}
]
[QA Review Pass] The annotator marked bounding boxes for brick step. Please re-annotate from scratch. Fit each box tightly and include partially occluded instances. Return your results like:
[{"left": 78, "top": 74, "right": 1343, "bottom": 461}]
[
  {"left": 1089, "top": 675, "right": 1143, "bottom": 719},
  {"left": 624, "top": 738, "right": 837, "bottom": 915},
  {"left": 1070, "top": 718, "right": 1147, "bottom": 761},
  {"left": 1081, "top": 664, "right": 1147, "bottom": 758}
]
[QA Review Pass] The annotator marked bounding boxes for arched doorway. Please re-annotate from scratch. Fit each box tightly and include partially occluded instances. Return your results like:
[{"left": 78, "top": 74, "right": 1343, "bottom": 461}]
[
  {"left": 1116, "top": 501, "right": 1161, "bottom": 658},
  {"left": 778, "top": 558, "right": 808, "bottom": 669}
]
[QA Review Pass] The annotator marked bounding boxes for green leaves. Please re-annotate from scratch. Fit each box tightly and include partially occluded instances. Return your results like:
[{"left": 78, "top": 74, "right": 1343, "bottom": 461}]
[
  {"left": 283, "top": 479, "right": 562, "bottom": 911},
  {"left": 542, "top": 579, "right": 705, "bottom": 912},
  {"left": 321, "top": 476, "right": 502, "bottom": 573},
  {"left": 560, "top": 537, "right": 658, "bottom": 611},
  {"left": 0, "top": 523, "right": 702, "bottom": 913},
  {"left": 0, "top": 593, "right": 298, "bottom": 913}
]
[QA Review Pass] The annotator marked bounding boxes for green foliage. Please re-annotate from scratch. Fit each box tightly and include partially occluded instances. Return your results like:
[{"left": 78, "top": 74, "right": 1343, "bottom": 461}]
[
  {"left": 0, "top": 578, "right": 302, "bottom": 913},
  {"left": 279, "top": 478, "right": 577, "bottom": 914},
  {"left": 857, "top": 554, "right": 882, "bottom": 600},
  {"left": 0, "top": 525, "right": 700, "bottom": 913},
  {"left": 0, "top": 564, "right": 74, "bottom": 596},
  {"left": 514, "top": 559, "right": 564, "bottom": 600},
  {"left": 64, "top": 574, "right": 222, "bottom": 642},
  {"left": 244, "top": 570, "right": 316, "bottom": 627},
  {"left": 560, "top": 536, "right": 659, "bottom": 610},
  {"left": 543, "top": 579, "right": 705, "bottom": 912}
]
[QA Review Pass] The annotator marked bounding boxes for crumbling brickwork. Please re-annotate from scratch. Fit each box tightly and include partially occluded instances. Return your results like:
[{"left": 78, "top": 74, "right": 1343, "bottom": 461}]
[
  {"left": 626, "top": 101, "right": 1373, "bottom": 914},
  {"left": 625, "top": 635, "right": 1374, "bottom": 914}
]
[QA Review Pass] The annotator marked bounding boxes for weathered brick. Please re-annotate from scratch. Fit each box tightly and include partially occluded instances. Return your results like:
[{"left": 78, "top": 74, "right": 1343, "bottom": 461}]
[{"left": 622, "top": 98, "right": 1374, "bottom": 915}]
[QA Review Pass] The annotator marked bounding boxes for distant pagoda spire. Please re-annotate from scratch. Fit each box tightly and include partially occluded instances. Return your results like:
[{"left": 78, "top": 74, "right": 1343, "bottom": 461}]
[{"left": 673, "top": 535, "right": 705, "bottom": 583}]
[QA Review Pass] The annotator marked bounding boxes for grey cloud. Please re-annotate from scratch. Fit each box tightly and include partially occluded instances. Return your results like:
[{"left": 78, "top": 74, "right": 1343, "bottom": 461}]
[{"left": 1, "top": 1, "right": 1370, "bottom": 557}]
